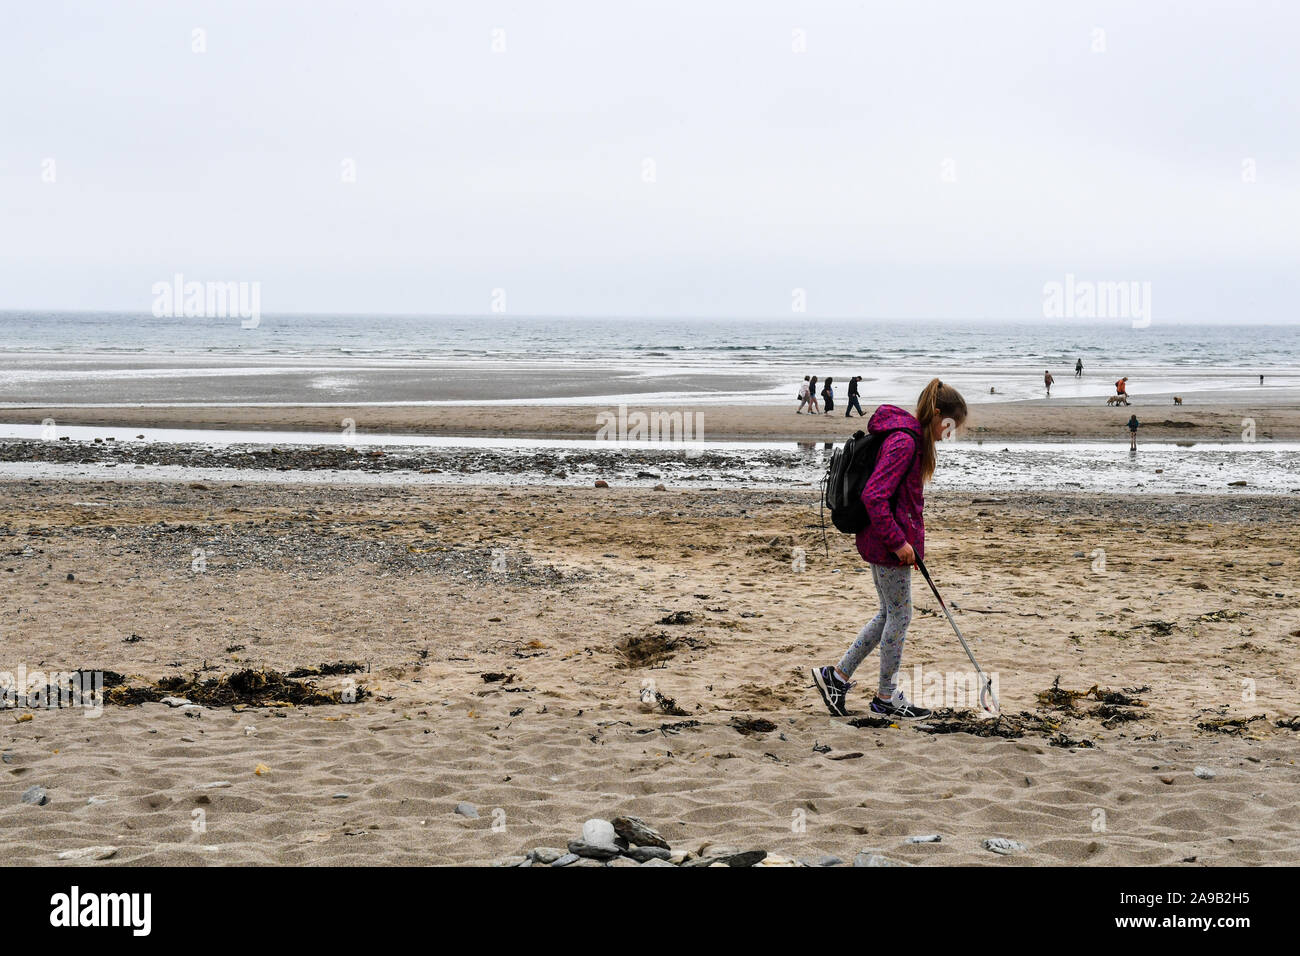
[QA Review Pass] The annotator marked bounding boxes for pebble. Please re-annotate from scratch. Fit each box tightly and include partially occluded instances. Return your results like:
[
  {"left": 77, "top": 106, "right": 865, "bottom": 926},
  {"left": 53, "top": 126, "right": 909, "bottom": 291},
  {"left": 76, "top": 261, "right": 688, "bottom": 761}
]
[
  {"left": 454, "top": 802, "right": 479, "bottom": 819},
  {"left": 800, "top": 855, "right": 845, "bottom": 867},
  {"left": 640, "top": 857, "right": 676, "bottom": 867},
  {"left": 1193, "top": 766, "right": 1216, "bottom": 779},
  {"left": 160, "top": 696, "right": 194, "bottom": 708},
  {"left": 982, "top": 838, "right": 1027, "bottom": 855},
  {"left": 581, "top": 818, "right": 617, "bottom": 846},
  {"left": 0, "top": 752, "right": 12, "bottom": 764},
  {"left": 606, "top": 856, "right": 640, "bottom": 867},
  {"left": 196, "top": 781, "right": 232, "bottom": 790},
  {"left": 594, "top": 480, "right": 609, "bottom": 488},
  {"left": 56, "top": 846, "right": 118, "bottom": 861},
  {"left": 21, "top": 785, "right": 49, "bottom": 806},
  {"left": 87, "top": 796, "right": 116, "bottom": 805},
  {"left": 716, "top": 850, "right": 767, "bottom": 867},
  {"left": 492, "top": 856, "right": 528, "bottom": 867},
  {"left": 567, "top": 839, "right": 622, "bottom": 860},
  {"left": 854, "top": 851, "right": 904, "bottom": 867},
  {"left": 906, "top": 834, "right": 942, "bottom": 844},
  {"left": 613, "top": 814, "right": 670, "bottom": 850},
  {"left": 699, "top": 843, "right": 741, "bottom": 858},
  {"left": 528, "top": 847, "right": 566, "bottom": 864},
  {"left": 549, "top": 853, "right": 580, "bottom": 867},
  {"left": 625, "top": 845, "right": 672, "bottom": 862},
  {"left": 332, "top": 792, "right": 350, "bottom": 799}
]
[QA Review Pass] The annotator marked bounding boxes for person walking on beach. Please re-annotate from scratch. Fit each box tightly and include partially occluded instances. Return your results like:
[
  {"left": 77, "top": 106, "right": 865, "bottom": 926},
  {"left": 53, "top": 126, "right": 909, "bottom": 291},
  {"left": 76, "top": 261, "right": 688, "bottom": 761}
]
[
  {"left": 812, "top": 378, "right": 969, "bottom": 720},
  {"left": 1075, "top": 358, "right": 1083, "bottom": 378},
  {"left": 821, "top": 377, "right": 835, "bottom": 413},
  {"left": 796, "top": 376, "right": 811, "bottom": 414},
  {"left": 808, "top": 376, "right": 820, "bottom": 414},
  {"left": 845, "top": 375, "right": 864, "bottom": 417},
  {"left": 1127, "top": 413, "right": 1140, "bottom": 451},
  {"left": 1044, "top": 369, "right": 1054, "bottom": 396},
  {"left": 1115, "top": 376, "right": 1130, "bottom": 404}
]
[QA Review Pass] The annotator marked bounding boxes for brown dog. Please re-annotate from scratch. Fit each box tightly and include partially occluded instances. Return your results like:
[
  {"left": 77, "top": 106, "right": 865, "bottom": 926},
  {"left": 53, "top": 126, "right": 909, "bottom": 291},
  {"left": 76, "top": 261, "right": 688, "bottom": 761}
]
[
  {"left": 1106, "top": 395, "right": 1128, "bottom": 406},
  {"left": 1173, "top": 396, "right": 1183, "bottom": 405}
]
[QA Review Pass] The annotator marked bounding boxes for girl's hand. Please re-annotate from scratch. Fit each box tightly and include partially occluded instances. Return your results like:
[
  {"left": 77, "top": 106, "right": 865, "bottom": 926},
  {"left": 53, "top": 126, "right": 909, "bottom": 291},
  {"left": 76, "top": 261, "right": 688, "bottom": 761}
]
[{"left": 894, "top": 542, "right": 916, "bottom": 566}]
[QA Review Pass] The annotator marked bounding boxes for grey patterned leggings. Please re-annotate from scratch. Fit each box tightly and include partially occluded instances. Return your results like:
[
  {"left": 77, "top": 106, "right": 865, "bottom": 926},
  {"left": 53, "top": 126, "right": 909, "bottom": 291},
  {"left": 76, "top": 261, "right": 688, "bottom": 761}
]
[{"left": 837, "top": 563, "right": 912, "bottom": 698}]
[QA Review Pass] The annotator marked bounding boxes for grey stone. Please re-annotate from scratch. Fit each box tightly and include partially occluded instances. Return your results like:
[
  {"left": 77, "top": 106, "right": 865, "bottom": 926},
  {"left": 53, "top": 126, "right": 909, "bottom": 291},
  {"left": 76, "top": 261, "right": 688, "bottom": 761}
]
[
  {"left": 572, "top": 857, "right": 606, "bottom": 867},
  {"left": 1193, "top": 766, "right": 1216, "bottom": 779},
  {"left": 332, "top": 793, "right": 350, "bottom": 799},
  {"left": 492, "top": 855, "right": 528, "bottom": 867},
  {"left": 528, "top": 847, "right": 566, "bottom": 864},
  {"left": 606, "top": 856, "right": 640, "bottom": 867},
  {"left": 800, "top": 855, "right": 845, "bottom": 867},
  {"left": 906, "top": 834, "right": 942, "bottom": 844},
  {"left": 160, "top": 696, "right": 194, "bottom": 708},
  {"left": 854, "top": 851, "right": 904, "bottom": 867},
  {"left": 567, "top": 839, "right": 621, "bottom": 860},
  {"left": 21, "top": 785, "right": 49, "bottom": 806},
  {"left": 700, "top": 844, "right": 740, "bottom": 858},
  {"left": 716, "top": 850, "right": 767, "bottom": 867},
  {"left": 454, "top": 802, "right": 479, "bottom": 819},
  {"left": 641, "top": 857, "right": 677, "bottom": 866},
  {"left": 613, "top": 815, "right": 670, "bottom": 850},
  {"left": 581, "top": 818, "right": 617, "bottom": 846},
  {"left": 624, "top": 845, "right": 672, "bottom": 862},
  {"left": 549, "top": 853, "right": 580, "bottom": 867},
  {"left": 982, "top": 838, "right": 1027, "bottom": 855},
  {"left": 56, "top": 846, "right": 118, "bottom": 861}
]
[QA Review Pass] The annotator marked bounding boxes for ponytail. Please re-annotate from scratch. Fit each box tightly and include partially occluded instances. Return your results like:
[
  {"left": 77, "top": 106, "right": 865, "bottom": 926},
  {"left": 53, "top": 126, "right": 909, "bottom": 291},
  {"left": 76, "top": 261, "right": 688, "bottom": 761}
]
[{"left": 915, "top": 378, "right": 968, "bottom": 483}]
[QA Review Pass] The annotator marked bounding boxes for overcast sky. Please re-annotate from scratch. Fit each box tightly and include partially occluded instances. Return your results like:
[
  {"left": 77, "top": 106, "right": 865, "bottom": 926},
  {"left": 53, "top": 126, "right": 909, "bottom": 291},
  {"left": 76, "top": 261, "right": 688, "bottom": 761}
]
[{"left": 1, "top": 0, "right": 1296, "bottom": 321}]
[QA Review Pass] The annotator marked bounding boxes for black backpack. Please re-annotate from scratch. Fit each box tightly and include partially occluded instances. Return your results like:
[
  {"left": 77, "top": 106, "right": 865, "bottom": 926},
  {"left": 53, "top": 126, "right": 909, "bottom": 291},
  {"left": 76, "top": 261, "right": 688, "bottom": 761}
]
[{"left": 822, "top": 427, "right": 919, "bottom": 536}]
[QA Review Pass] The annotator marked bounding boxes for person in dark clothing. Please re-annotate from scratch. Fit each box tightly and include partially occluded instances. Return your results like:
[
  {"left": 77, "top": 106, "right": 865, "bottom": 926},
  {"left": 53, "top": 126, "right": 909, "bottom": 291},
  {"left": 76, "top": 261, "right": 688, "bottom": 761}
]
[
  {"left": 1075, "top": 358, "right": 1083, "bottom": 378},
  {"left": 821, "top": 377, "right": 835, "bottom": 413},
  {"left": 845, "top": 376, "right": 864, "bottom": 417},
  {"left": 1126, "top": 414, "right": 1140, "bottom": 451}
]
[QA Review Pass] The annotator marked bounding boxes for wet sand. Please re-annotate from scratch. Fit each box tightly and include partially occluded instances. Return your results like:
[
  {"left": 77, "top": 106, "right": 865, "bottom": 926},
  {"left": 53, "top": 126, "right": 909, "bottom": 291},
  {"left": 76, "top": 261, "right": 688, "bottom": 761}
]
[
  {"left": 9, "top": 398, "right": 1300, "bottom": 442},
  {"left": 2, "top": 479, "right": 1297, "bottom": 865}
]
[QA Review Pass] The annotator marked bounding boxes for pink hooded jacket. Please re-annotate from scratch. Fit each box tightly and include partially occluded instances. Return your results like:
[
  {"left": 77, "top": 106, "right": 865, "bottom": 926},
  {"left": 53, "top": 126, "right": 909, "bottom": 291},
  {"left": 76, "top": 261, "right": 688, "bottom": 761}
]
[{"left": 855, "top": 404, "right": 925, "bottom": 566}]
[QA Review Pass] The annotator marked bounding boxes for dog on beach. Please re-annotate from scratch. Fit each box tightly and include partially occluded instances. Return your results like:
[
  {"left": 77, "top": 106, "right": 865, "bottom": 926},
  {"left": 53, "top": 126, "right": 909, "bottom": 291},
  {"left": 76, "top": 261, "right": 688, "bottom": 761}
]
[
  {"left": 1106, "top": 395, "right": 1129, "bottom": 406},
  {"left": 1173, "top": 396, "right": 1183, "bottom": 405}
]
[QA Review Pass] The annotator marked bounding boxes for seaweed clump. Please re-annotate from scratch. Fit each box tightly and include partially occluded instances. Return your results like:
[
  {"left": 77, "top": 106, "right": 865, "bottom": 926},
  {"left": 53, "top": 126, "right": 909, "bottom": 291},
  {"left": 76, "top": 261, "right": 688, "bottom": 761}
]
[{"left": 103, "top": 668, "right": 367, "bottom": 707}]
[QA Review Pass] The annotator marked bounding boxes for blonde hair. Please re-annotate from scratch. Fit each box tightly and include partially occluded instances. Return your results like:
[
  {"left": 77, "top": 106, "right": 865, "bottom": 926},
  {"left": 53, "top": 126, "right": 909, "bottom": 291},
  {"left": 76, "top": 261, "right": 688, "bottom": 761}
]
[{"left": 915, "top": 378, "right": 968, "bottom": 483}]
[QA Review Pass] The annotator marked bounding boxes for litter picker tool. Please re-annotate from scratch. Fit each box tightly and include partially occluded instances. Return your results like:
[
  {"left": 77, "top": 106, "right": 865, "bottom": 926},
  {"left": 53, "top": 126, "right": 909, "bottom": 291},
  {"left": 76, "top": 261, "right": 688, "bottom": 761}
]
[{"left": 915, "top": 557, "right": 1000, "bottom": 715}]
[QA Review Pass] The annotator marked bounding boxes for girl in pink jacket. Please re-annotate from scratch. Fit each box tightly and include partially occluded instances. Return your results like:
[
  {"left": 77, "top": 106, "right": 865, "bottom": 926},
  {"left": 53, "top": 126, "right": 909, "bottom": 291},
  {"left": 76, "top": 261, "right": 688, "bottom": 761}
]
[{"left": 813, "top": 378, "right": 968, "bottom": 719}]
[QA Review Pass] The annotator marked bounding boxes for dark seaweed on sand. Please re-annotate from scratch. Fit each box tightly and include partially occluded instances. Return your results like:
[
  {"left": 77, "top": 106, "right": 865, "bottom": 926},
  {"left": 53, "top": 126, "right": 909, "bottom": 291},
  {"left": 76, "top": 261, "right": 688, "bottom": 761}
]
[
  {"left": 103, "top": 668, "right": 368, "bottom": 707},
  {"left": 730, "top": 716, "right": 777, "bottom": 735},
  {"left": 1196, "top": 713, "right": 1266, "bottom": 735},
  {"left": 1037, "top": 676, "right": 1147, "bottom": 710},
  {"left": 286, "top": 661, "right": 365, "bottom": 678},
  {"left": 1275, "top": 716, "right": 1300, "bottom": 731}
]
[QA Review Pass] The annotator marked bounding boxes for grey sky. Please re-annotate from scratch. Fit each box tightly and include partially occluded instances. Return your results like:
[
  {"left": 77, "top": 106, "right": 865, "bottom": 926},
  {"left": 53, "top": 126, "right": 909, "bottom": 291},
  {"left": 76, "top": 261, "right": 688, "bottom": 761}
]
[{"left": 2, "top": 0, "right": 1296, "bottom": 320}]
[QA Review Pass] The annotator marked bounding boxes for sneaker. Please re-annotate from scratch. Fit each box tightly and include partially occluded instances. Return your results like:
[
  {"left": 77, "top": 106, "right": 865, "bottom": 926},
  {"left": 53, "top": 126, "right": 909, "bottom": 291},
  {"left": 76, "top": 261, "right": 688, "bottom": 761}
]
[
  {"left": 812, "top": 666, "right": 853, "bottom": 717},
  {"left": 869, "top": 690, "right": 932, "bottom": 720}
]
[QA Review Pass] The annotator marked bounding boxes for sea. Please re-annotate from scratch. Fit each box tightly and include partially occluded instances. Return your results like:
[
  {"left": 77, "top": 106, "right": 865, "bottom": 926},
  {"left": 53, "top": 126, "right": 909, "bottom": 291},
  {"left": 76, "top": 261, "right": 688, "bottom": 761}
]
[{"left": 1, "top": 312, "right": 1298, "bottom": 406}]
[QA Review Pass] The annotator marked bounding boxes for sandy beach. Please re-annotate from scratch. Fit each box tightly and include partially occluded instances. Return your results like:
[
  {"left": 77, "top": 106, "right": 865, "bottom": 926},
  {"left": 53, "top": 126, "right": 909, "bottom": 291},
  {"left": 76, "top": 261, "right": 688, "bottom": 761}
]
[{"left": 3, "top": 477, "right": 1297, "bottom": 865}]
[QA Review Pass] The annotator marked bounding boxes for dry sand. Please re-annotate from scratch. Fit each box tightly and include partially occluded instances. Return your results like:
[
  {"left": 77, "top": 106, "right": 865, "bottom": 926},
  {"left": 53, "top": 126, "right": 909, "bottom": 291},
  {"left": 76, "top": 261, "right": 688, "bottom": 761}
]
[
  {"left": 2, "top": 479, "right": 1297, "bottom": 865},
  {"left": 13, "top": 399, "right": 1300, "bottom": 442}
]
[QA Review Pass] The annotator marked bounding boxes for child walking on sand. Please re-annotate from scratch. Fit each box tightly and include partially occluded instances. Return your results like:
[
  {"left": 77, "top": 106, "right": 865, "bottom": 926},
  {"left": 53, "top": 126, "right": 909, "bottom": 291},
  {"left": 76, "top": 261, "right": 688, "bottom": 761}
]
[{"left": 812, "top": 378, "right": 968, "bottom": 719}]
